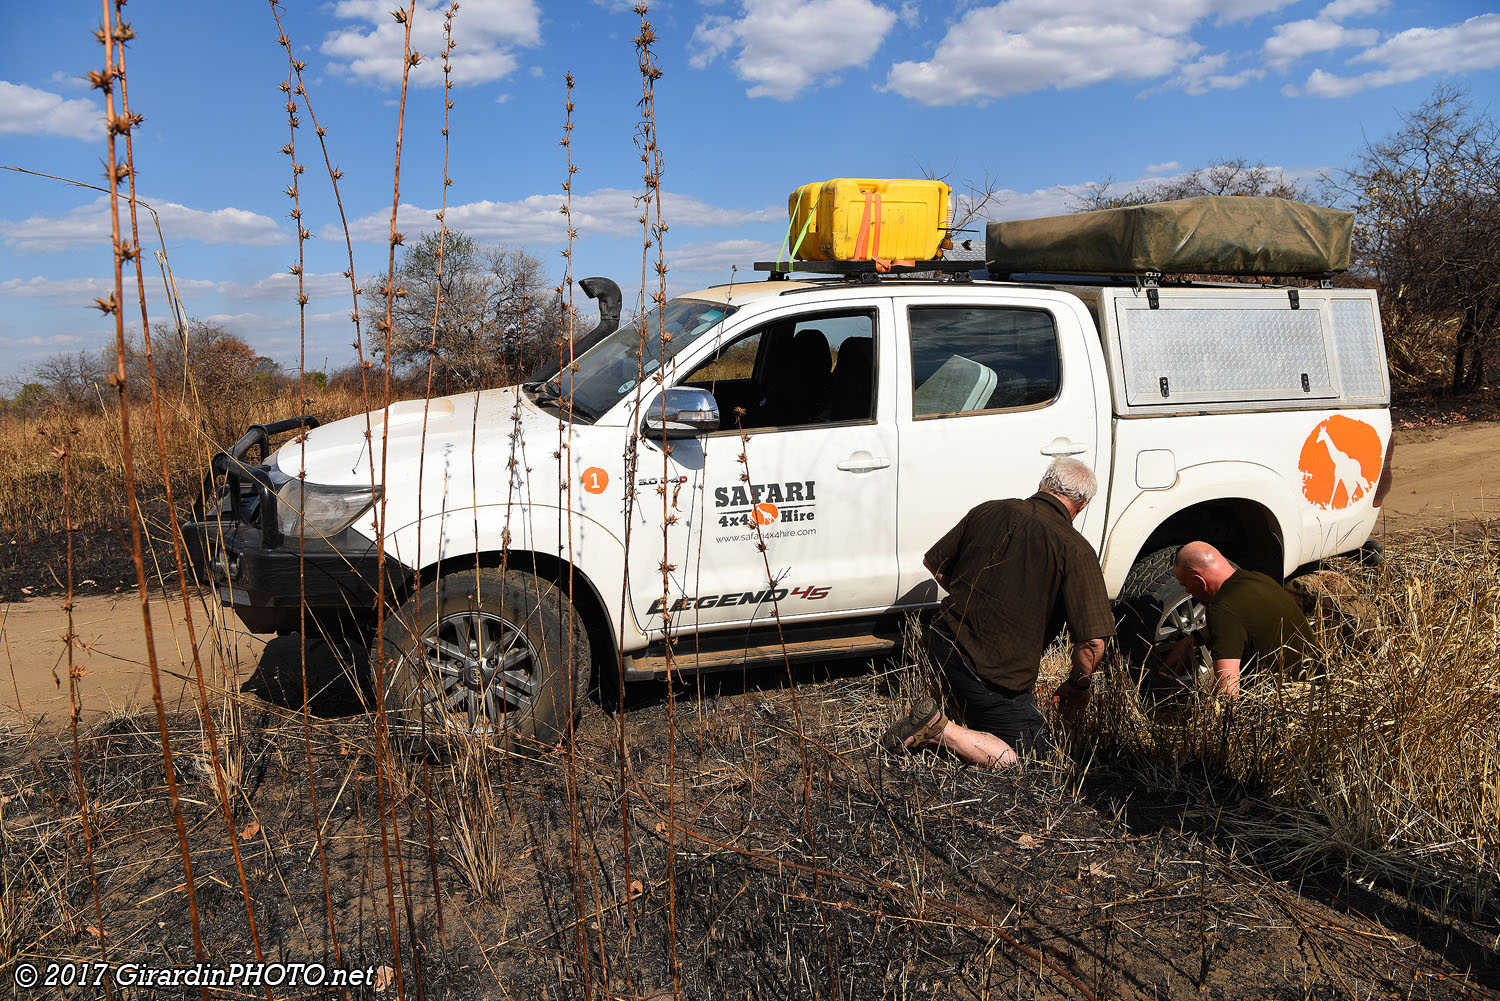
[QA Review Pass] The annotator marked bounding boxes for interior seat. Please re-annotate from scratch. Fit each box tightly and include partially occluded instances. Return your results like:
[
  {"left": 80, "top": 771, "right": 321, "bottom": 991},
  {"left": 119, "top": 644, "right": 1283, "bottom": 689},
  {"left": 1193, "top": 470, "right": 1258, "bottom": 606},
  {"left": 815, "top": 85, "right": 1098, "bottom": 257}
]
[
  {"left": 826, "top": 336, "right": 875, "bottom": 421},
  {"left": 759, "top": 328, "right": 831, "bottom": 426}
]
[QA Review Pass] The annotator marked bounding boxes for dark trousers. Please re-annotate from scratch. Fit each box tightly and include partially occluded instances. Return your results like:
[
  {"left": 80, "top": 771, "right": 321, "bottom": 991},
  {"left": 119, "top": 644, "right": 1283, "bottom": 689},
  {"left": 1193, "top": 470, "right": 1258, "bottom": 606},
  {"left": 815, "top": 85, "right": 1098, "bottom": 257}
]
[{"left": 926, "top": 625, "right": 1052, "bottom": 756}]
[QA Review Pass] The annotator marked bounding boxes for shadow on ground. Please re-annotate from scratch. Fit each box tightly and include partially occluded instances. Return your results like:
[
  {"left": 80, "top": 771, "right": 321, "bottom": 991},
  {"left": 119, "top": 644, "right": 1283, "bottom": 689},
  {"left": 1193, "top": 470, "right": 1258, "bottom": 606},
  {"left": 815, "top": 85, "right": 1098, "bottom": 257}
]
[
  {"left": 1078, "top": 767, "right": 1500, "bottom": 990},
  {"left": 239, "top": 632, "right": 372, "bottom": 717}
]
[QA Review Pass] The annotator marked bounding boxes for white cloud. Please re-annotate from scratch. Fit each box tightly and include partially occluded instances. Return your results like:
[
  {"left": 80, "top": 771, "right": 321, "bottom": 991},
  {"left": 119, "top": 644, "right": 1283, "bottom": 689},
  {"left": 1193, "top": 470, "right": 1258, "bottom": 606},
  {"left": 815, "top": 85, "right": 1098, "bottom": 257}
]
[
  {"left": 330, "top": 188, "right": 781, "bottom": 244},
  {"left": 691, "top": 0, "right": 898, "bottom": 101},
  {"left": 47, "top": 70, "right": 91, "bottom": 90},
  {"left": 1145, "top": 161, "right": 1180, "bottom": 174},
  {"left": 0, "top": 196, "right": 285, "bottom": 253},
  {"left": 0, "top": 81, "right": 102, "bottom": 140},
  {"left": 322, "top": 0, "right": 541, "bottom": 88},
  {"left": 1318, "top": 0, "right": 1388, "bottom": 21},
  {"left": 237, "top": 272, "right": 359, "bottom": 303},
  {"left": 884, "top": 0, "right": 1295, "bottom": 105},
  {"left": 1264, "top": 18, "right": 1378, "bottom": 70},
  {"left": 1296, "top": 13, "right": 1500, "bottom": 97},
  {"left": 1166, "top": 52, "right": 1264, "bottom": 94},
  {"left": 666, "top": 239, "right": 782, "bottom": 276},
  {"left": 0, "top": 272, "right": 355, "bottom": 307},
  {"left": 0, "top": 276, "right": 115, "bottom": 299},
  {"left": 17, "top": 334, "right": 88, "bottom": 349}
]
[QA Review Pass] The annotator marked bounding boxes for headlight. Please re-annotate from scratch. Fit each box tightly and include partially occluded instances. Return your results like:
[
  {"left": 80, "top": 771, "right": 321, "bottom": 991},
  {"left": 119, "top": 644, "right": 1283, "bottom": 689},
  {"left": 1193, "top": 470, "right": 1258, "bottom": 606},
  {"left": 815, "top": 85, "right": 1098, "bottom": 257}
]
[{"left": 275, "top": 479, "right": 381, "bottom": 538}]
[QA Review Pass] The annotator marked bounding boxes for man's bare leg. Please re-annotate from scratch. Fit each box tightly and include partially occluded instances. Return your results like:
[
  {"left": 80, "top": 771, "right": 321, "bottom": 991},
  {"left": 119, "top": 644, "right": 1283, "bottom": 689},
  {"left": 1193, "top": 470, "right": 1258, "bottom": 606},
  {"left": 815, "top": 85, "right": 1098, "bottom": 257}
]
[
  {"left": 887, "top": 699, "right": 1019, "bottom": 768},
  {"left": 931, "top": 720, "right": 1018, "bottom": 769}
]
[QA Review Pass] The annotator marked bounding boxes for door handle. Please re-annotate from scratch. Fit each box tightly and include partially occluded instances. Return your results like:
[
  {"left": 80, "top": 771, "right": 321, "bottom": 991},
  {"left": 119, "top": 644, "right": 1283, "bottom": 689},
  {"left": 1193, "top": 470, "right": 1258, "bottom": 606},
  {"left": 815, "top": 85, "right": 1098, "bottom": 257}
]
[
  {"left": 837, "top": 452, "right": 890, "bottom": 473},
  {"left": 1040, "top": 438, "right": 1087, "bottom": 457}
]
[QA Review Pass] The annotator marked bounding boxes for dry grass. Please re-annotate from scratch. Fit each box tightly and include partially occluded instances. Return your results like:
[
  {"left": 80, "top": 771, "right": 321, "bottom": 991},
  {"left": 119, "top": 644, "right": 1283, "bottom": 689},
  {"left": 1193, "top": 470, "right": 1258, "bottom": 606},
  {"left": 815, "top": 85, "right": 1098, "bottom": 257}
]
[
  {"left": 0, "top": 384, "right": 376, "bottom": 541},
  {"left": 2, "top": 2, "right": 1493, "bottom": 993},
  {"left": 1061, "top": 536, "right": 1500, "bottom": 920}
]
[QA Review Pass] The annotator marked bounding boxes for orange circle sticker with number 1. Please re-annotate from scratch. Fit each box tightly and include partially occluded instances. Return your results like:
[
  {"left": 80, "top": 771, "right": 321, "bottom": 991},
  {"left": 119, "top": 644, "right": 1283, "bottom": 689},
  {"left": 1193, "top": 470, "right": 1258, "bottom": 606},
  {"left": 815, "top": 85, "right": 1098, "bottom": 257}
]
[{"left": 581, "top": 467, "right": 609, "bottom": 495}]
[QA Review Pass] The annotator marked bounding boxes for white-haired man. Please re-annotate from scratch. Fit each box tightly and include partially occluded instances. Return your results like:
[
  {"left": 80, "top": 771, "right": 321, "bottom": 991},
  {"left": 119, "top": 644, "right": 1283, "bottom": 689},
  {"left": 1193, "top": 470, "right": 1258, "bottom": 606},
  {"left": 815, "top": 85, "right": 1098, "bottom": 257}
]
[{"left": 881, "top": 458, "right": 1115, "bottom": 768}]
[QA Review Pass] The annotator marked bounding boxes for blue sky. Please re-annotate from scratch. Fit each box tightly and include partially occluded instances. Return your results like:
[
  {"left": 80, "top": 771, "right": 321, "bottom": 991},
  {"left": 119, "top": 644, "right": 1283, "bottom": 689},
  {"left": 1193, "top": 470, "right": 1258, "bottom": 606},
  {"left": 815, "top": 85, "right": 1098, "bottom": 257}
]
[{"left": 1, "top": 0, "right": 1496, "bottom": 378}]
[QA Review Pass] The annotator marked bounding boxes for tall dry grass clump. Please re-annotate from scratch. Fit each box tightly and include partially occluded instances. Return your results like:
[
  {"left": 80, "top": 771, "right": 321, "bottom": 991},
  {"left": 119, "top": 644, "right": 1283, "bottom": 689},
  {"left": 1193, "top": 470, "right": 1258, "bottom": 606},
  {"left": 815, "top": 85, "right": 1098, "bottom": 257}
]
[
  {"left": 1071, "top": 536, "right": 1500, "bottom": 918},
  {"left": 0, "top": 383, "right": 376, "bottom": 542}
]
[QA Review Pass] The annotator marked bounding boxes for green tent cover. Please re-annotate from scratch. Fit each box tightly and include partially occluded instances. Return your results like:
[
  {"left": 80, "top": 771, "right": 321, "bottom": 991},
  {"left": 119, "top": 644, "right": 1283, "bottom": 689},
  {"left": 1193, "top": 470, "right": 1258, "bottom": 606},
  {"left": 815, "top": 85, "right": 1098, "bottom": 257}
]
[{"left": 985, "top": 196, "right": 1353, "bottom": 277}]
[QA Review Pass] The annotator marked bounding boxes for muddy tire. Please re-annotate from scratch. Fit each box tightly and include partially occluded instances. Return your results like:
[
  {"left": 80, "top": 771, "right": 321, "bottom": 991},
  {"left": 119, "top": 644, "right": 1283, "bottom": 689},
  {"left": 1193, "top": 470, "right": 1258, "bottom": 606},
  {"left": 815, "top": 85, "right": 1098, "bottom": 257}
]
[
  {"left": 1115, "top": 546, "right": 1212, "bottom": 688},
  {"left": 374, "top": 568, "right": 590, "bottom": 745}
]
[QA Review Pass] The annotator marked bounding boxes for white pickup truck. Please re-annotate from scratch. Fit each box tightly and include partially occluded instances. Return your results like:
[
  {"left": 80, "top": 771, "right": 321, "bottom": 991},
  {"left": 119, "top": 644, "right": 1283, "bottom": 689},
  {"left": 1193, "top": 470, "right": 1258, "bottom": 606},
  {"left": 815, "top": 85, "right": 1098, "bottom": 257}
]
[{"left": 186, "top": 261, "right": 1392, "bottom": 741}]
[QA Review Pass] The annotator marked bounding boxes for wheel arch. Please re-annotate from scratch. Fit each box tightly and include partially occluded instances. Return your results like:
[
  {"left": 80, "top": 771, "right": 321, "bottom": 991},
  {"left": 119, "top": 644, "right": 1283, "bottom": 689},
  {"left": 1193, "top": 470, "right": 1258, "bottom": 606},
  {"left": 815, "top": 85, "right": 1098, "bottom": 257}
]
[
  {"left": 413, "top": 549, "right": 623, "bottom": 675},
  {"left": 1101, "top": 462, "right": 1299, "bottom": 595}
]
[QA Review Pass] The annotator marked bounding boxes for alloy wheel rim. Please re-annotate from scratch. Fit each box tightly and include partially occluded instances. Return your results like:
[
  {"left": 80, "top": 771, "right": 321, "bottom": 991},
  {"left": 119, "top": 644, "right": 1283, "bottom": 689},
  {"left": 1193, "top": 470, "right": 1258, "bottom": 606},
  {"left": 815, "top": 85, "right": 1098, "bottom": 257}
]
[
  {"left": 1153, "top": 591, "right": 1211, "bottom": 682},
  {"left": 409, "top": 609, "right": 539, "bottom": 730}
]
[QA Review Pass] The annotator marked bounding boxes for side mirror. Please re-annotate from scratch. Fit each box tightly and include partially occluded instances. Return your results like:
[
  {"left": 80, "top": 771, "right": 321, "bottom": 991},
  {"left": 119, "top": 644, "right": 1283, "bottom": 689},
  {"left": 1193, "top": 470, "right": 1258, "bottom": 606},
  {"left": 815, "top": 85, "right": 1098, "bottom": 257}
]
[{"left": 641, "top": 387, "right": 720, "bottom": 439}]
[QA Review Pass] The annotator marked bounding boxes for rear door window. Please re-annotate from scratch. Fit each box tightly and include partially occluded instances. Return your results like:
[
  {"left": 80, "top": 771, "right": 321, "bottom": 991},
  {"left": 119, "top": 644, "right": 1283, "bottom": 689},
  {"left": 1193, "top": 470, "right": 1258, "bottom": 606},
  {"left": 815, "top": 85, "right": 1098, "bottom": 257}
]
[{"left": 909, "top": 306, "right": 1060, "bottom": 417}]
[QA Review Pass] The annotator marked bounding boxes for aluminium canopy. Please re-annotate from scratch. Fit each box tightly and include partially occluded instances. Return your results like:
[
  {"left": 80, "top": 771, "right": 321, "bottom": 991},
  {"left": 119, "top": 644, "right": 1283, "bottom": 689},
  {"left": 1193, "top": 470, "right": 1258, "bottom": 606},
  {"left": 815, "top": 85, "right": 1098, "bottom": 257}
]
[{"left": 985, "top": 196, "right": 1353, "bottom": 278}]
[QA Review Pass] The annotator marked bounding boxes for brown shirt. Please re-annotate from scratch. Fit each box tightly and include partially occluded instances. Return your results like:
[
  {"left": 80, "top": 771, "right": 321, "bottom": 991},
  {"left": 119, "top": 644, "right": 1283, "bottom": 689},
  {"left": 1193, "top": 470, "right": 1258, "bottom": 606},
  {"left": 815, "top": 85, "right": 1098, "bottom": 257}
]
[{"left": 925, "top": 493, "right": 1116, "bottom": 692}]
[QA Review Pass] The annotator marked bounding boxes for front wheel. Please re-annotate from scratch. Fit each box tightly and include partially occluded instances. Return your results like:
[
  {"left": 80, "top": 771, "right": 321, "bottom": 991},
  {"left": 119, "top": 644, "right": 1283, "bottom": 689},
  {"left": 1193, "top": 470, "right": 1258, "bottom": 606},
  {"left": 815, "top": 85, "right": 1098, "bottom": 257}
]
[{"left": 374, "top": 568, "right": 590, "bottom": 744}]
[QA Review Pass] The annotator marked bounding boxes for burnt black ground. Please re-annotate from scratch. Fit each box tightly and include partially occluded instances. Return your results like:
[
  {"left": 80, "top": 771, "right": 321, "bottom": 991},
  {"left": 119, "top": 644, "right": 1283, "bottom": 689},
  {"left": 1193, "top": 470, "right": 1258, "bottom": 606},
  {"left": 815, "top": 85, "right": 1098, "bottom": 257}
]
[{"left": 0, "top": 658, "right": 1493, "bottom": 1001}]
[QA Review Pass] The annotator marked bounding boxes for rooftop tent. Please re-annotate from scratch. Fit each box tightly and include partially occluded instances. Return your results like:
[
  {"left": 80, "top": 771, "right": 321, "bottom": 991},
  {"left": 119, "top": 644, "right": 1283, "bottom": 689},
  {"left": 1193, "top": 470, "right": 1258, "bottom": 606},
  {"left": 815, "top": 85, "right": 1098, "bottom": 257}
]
[{"left": 985, "top": 196, "right": 1354, "bottom": 278}]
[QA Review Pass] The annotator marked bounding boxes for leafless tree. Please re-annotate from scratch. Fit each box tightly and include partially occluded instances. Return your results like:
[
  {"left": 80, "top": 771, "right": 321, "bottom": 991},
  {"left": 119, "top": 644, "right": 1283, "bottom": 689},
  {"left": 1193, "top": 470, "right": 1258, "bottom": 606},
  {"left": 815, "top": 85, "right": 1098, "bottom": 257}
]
[
  {"left": 30, "top": 350, "right": 108, "bottom": 409},
  {"left": 916, "top": 161, "right": 1005, "bottom": 248},
  {"left": 1069, "top": 158, "right": 1312, "bottom": 211},
  {"left": 1335, "top": 86, "right": 1499, "bottom": 392},
  {"left": 364, "top": 231, "right": 567, "bottom": 394}
]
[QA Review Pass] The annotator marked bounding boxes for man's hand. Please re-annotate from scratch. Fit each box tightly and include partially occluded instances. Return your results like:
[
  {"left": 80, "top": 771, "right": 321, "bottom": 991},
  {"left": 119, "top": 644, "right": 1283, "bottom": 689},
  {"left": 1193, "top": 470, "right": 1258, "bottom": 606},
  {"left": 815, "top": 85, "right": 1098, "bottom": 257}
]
[
  {"left": 1050, "top": 678, "right": 1090, "bottom": 723},
  {"left": 1050, "top": 637, "right": 1107, "bottom": 724},
  {"left": 1164, "top": 635, "right": 1196, "bottom": 676}
]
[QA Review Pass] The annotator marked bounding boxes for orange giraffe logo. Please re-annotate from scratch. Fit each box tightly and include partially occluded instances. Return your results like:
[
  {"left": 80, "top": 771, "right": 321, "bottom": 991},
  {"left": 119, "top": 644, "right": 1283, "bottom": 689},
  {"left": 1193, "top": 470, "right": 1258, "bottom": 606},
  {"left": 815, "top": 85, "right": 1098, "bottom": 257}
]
[{"left": 1298, "top": 416, "right": 1383, "bottom": 510}]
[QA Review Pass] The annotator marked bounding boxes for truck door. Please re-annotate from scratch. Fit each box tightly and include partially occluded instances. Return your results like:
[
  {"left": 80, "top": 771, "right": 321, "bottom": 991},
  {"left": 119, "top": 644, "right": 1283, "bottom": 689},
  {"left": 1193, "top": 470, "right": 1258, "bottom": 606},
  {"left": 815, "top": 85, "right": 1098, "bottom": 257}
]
[
  {"left": 627, "top": 298, "right": 900, "bottom": 636},
  {"left": 893, "top": 294, "right": 1102, "bottom": 604}
]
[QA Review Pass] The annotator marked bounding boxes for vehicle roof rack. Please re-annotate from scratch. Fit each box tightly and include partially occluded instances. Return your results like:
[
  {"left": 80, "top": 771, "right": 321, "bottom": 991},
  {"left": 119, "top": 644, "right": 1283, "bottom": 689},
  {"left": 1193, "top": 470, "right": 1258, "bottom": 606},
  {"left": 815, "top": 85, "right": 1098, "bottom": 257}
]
[{"left": 754, "top": 259, "right": 983, "bottom": 283}]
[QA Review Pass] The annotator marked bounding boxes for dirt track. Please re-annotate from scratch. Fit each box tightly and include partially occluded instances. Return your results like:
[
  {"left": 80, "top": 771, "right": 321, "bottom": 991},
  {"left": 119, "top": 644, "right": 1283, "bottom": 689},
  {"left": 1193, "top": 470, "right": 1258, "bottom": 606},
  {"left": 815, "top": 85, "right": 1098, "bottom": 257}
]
[
  {"left": 0, "top": 592, "right": 270, "bottom": 726},
  {"left": 4, "top": 419, "right": 1496, "bottom": 727},
  {"left": 1376, "top": 418, "right": 1497, "bottom": 535}
]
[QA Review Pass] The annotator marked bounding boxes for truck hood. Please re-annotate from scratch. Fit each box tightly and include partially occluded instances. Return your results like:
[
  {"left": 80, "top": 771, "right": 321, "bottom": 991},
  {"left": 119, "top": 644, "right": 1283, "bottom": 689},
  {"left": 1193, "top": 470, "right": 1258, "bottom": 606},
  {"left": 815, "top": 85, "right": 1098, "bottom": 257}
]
[{"left": 269, "top": 387, "right": 563, "bottom": 487}]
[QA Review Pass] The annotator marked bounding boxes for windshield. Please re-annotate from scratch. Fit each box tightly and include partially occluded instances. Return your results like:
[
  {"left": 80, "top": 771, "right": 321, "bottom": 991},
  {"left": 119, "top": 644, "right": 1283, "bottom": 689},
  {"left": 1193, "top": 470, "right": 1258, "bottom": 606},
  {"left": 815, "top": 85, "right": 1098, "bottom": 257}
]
[{"left": 545, "top": 298, "right": 738, "bottom": 417}]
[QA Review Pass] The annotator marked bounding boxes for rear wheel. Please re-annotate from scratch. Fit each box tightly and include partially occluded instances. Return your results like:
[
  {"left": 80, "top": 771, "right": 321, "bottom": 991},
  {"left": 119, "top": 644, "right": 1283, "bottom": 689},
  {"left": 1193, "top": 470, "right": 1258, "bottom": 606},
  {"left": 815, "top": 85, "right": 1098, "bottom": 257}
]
[
  {"left": 375, "top": 568, "right": 590, "bottom": 744},
  {"left": 1116, "top": 546, "right": 1212, "bottom": 691}
]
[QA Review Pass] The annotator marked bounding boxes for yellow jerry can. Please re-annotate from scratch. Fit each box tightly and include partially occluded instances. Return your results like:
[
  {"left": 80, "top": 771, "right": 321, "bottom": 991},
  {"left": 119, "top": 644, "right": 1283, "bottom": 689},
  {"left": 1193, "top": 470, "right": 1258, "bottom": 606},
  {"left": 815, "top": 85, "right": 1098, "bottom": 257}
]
[{"left": 787, "top": 178, "right": 952, "bottom": 262}]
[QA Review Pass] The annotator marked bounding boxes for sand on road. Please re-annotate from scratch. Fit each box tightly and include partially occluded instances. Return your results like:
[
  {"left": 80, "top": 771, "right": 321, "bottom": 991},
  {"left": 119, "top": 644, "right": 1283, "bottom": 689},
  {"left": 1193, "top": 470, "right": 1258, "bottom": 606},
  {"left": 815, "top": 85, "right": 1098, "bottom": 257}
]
[
  {"left": 1375, "top": 419, "right": 1496, "bottom": 535},
  {"left": 0, "top": 592, "right": 272, "bottom": 727},
  {"left": 2, "top": 419, "right": 1495, "bottom": 728}
]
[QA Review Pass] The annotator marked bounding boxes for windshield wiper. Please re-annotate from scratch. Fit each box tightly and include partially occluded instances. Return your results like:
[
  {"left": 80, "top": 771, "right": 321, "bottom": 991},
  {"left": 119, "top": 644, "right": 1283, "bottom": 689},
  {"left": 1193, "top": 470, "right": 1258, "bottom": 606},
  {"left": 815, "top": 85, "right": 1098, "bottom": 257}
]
[{"left": 527, "top": 381, "right": 598, "bottom": 422}]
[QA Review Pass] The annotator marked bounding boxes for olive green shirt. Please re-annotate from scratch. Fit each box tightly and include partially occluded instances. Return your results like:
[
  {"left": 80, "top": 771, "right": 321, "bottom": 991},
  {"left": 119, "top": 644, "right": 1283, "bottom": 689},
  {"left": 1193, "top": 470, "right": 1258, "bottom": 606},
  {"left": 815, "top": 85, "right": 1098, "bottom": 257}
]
[{"left": 1206, "top": 570, "right": 1317, "bottom": 677}]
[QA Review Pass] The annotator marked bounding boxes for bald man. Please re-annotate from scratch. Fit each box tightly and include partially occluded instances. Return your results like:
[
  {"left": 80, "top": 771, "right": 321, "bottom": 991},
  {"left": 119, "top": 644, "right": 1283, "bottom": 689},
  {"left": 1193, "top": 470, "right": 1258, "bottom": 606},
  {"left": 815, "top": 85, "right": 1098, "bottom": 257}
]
[{"left": 1170, "top": 542, "right": 1316, "bottom": 698}]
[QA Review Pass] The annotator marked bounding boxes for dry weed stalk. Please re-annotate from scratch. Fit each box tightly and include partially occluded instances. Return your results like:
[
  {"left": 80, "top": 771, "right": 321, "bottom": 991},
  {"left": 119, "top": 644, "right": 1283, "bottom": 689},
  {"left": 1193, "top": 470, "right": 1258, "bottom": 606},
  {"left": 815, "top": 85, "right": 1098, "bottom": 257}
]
[
  {"left": 55, "top": 424, "right": 110, "bottom": 988},
  {"left": 90, "top": 1, "right": 207, "bottom": 979},
  {"left": 403, "top": 0, "right": 461, "bottom": 949},
  {"left": 554, "top": 68, "right": 605, "bottom": 997},
  {"left": 366, "top": 4, "right": 422, "bottom": 995},
  {"left": 631, "top": 7, "right": 686, "bottom": 994},
  {"left": 267, "top": 0, "right": 348, "bottom": 977},
  {"left": 110, "top": 0, "right": 273, "bottom": 972}
]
